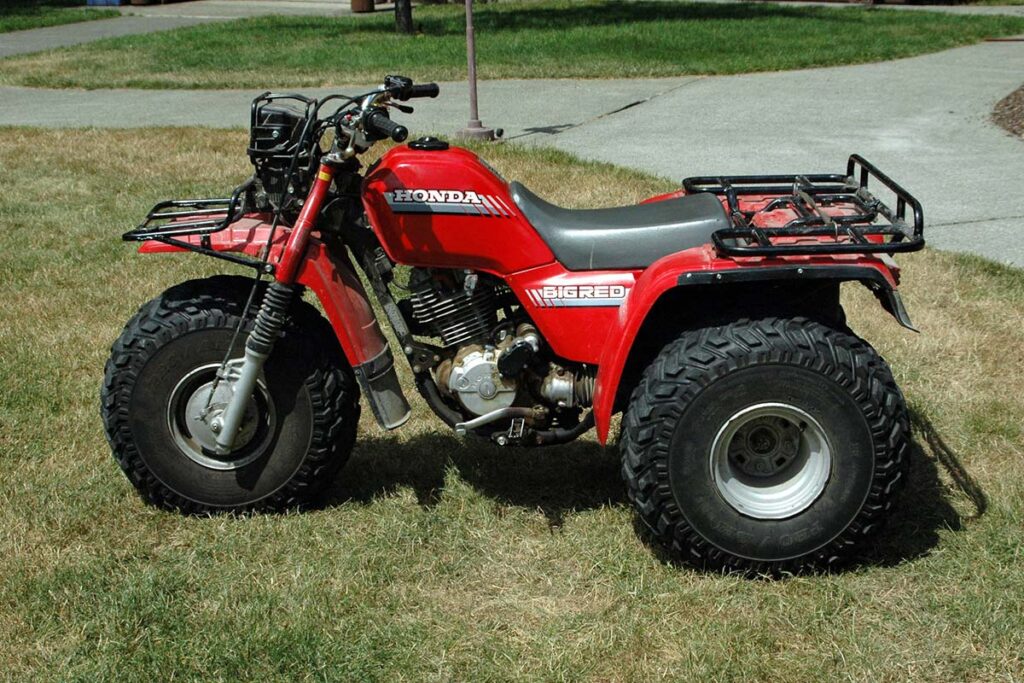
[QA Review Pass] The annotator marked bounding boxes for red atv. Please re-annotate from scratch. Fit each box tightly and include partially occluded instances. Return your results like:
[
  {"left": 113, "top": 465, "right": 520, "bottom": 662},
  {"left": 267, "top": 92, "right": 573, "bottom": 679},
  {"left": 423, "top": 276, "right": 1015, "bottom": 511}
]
[{"left": 102, "top": 76, "right": 924, "bottom": 573}]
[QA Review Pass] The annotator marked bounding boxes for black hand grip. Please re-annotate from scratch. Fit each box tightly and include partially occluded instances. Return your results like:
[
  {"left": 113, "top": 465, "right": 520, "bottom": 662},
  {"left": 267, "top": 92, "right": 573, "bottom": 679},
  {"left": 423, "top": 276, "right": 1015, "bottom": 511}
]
[
  {"left": 407, "top": 83, "right": 440, "bottom": 99},
  {"left": 364, "top": 110, "right": 408, "bottom": 143}
]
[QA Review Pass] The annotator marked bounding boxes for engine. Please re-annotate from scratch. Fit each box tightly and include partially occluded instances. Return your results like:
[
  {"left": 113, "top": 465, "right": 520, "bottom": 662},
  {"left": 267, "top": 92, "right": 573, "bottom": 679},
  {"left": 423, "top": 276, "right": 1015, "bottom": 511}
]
[
  {"left": 401, "top": 268, "right": 595, "bottom": 423},
  {"left": 403, "top": 268, "right": 505, "bottom": 348}
]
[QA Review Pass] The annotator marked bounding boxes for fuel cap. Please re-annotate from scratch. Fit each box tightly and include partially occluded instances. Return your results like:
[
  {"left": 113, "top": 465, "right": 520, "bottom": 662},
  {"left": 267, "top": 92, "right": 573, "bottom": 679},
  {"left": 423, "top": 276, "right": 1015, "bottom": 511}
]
[{"left": 409, "top": 136, "right": 450, "bottom": 151}]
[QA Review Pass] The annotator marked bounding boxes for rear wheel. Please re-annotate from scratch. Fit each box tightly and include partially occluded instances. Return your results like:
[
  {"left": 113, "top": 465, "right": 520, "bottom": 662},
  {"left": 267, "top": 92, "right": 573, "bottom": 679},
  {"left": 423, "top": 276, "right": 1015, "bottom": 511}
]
[
  {"left": 621, "top": 317, "right": 909, "bottom": 574},
  {"left": 101, "top": 276, "right": 360, "bottom": 514}
]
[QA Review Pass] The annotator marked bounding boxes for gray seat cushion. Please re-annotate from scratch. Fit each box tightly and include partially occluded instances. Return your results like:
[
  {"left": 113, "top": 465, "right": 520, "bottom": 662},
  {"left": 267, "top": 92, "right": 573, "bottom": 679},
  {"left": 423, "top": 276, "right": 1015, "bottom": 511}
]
[{"left": 509, "top": 181, "right": 731, "bottom": 271}]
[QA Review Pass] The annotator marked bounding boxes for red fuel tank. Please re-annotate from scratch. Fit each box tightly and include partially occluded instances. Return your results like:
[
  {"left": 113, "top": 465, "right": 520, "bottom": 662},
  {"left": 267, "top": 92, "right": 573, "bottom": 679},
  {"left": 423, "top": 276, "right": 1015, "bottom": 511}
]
[{"left": 362, "top": 145, "right": 555, "bottom": 274}]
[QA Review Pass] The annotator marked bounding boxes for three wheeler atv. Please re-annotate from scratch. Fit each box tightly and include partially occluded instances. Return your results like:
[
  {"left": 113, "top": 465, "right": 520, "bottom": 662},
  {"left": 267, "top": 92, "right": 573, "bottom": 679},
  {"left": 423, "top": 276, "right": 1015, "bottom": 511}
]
[{"left": 102, "top": 76, "right": 924, "bottom": 573}]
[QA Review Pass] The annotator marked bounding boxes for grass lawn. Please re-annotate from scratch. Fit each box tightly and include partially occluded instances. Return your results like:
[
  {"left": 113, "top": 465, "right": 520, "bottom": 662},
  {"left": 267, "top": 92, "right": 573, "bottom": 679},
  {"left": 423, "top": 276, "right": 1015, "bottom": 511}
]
[
  {"left": 0, "top": 2, "right": 117, "bottom": 34},
  {"left": 2, "top": 127, "right": 1023, "bottom": 680},
  {"left": 1, "top": 1, "right": 1024, "bottom": 88}
]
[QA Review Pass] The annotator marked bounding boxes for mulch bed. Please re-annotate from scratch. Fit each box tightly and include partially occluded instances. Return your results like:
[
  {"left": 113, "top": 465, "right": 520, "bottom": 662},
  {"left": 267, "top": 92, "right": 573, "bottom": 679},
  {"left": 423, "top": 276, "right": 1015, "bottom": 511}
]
[{"left": 993, "top": 84, "right": 1024, "bottom": 138}]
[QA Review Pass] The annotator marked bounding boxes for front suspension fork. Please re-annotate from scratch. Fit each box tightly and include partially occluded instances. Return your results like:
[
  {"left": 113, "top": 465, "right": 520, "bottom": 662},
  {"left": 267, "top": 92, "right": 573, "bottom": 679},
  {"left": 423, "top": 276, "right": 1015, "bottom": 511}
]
[{"left": 211, "top": 163, "right": 336, "bottom": 454}]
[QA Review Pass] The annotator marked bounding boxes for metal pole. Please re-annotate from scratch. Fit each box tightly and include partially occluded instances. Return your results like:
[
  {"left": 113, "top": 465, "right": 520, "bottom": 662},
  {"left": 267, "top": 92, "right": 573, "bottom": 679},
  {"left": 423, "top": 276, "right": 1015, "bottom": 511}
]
[
  {"left": 466, "top": 0, "right": 480, "bottom": 126},
  {"left": 458, "top": 0, "right": 497, "bottom": 141}
]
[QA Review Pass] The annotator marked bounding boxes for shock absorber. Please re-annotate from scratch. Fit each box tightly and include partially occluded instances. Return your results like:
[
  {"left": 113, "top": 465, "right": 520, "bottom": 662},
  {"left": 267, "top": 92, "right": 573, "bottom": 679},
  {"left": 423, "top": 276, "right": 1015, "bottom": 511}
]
[
  {"left": 245, "top": 282, "right": 295, "bottom": 356},
  {"left": 211, "top": 282, "right": 296, "bottom": 454},
  {"left": 210, "top": 161, "right": 333, "bottom": 454}
]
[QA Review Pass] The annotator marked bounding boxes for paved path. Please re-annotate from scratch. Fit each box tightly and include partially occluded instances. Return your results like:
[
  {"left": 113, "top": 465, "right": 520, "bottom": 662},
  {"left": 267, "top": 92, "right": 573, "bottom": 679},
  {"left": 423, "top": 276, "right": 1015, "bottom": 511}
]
[
  {"left": 663, "top": 0, "right": 1024, "bottom": 17},
  {"left": 108, "top": 0, "right": 367, "bottom": 19},
  {"left": 549, "top": 40, "right": 1024, "bottom": 268},
  {"left": 0, "top": 15, "right": 219, "bottom": 59},
  {"left": 1, "top": 41, "right": 1022, "bottom": 265},
  {"left": 0, "top": 78, "right": 694, "bottom": 134},
  {"left": 0, "top": 0, "right": 369, "bottom": 59}
]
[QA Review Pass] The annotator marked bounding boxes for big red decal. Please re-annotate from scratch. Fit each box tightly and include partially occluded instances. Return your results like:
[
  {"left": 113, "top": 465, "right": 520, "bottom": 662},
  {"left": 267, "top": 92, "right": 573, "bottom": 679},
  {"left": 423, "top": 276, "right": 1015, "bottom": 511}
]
[{"left": 524, "top": 284, "right": 629, "bottom": 308}]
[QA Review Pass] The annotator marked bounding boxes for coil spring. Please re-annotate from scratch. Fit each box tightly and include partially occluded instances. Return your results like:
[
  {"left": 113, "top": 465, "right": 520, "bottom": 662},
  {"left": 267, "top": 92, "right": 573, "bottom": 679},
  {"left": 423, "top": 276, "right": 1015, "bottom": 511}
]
[{"left": 246, "top": 282, "right": 295, "bottom": 355}]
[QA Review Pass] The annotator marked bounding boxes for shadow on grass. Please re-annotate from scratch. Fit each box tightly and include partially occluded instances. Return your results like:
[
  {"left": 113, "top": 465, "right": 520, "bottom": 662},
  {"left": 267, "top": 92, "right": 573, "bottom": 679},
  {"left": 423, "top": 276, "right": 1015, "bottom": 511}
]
[
  {"left": 322, "top": 408, "right": 987, "bottom": 569},
  {"left": 346, "top": 1, "right": 865, "bottom": 37},
  {"left": 464, "top": 1, "right": 853, "bottom": 32},
  {"left": 323, "top": 432, "right": 623, "bottom": 528},
  {"left": 855, "top": 409, "right": 987, "bottom": 568}
]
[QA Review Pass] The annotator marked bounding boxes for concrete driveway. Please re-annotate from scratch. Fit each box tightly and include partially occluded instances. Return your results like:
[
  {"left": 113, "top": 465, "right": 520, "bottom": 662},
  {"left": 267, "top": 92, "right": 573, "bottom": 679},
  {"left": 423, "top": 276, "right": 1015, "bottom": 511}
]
[
  {"left": 0, "top": 0, "right": 374, "bottom": 59},
  {"left": 546, "top": 39, "right": 1024, "bottom": 268}
]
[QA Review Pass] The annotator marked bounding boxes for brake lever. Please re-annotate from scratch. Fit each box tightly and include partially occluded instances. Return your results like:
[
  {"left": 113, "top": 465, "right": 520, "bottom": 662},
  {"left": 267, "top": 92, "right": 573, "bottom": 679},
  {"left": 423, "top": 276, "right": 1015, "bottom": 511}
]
[{"left": 390, "top": 103, "right": 414, "bottom": 114}]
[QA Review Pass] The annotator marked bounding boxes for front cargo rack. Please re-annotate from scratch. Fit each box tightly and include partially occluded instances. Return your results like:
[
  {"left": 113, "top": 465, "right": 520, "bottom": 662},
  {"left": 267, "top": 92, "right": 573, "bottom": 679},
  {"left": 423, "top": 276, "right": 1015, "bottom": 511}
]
[
  {"left": 684, "top": 155, "right": 924, "bottom": 258},
  {"left": 122, "top": 178, "right": 251, "bottom": 242},
  {"left": 120, "top": 179, "right": 269, "bottom": 272}
]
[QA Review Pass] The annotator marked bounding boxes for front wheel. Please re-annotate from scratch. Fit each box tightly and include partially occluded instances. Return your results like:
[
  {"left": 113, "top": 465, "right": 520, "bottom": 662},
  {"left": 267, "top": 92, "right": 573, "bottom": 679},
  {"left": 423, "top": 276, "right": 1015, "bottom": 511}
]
[
  {"left": 101, "top": 276, "right": 360, "bottom": 514},
  {"left": 621, "top": 317, "right": 909, "bottom": 574}
]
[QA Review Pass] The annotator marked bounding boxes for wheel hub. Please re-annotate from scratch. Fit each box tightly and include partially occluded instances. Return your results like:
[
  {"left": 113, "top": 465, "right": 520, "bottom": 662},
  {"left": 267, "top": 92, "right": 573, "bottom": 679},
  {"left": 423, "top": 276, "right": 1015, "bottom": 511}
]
[
  {"left": 167, "top": 363, "right": 275, "bottom": 471},
  {"left": 729, "top": 417, "right": 802, "bottom": 477},
  {"left": 709, "top": 403, "right": 832, "bottom": 520}
]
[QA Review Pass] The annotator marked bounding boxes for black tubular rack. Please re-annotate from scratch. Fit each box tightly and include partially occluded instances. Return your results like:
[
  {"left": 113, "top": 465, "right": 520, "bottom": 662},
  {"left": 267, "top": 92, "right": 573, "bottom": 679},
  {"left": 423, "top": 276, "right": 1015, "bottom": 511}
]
[
  {"left": 123, "top": 178, "right": 250, "bottom": 242},
  {"left": 683, "top": 155, "right": 924, "bottom": 257},
  {"left": 120, "top": 179, "right": 268, "bottom": 272}
]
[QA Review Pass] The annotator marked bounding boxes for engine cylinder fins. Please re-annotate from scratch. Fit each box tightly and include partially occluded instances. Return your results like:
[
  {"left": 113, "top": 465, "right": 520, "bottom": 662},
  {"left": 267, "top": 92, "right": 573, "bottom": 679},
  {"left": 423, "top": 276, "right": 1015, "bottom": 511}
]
[{"left": 407, "top": 272, "right": 508, "bottom": 347}]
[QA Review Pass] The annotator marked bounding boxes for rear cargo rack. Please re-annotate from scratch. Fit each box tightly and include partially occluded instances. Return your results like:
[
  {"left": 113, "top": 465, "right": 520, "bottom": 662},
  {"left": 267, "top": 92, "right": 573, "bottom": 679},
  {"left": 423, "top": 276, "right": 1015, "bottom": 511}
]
[{"left": 683, "top": 155, "right": 924, "bottom": 257}]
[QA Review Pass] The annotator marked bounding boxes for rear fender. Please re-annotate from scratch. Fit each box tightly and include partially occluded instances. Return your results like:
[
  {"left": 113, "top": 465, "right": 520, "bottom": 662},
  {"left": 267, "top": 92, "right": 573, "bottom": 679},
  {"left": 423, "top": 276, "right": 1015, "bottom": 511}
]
[
  {"left": 591, "top": 247, "right": 914, "bottom": 444},
  {"left": 138, "top": 216, "right": 411, "bottom": 429}
]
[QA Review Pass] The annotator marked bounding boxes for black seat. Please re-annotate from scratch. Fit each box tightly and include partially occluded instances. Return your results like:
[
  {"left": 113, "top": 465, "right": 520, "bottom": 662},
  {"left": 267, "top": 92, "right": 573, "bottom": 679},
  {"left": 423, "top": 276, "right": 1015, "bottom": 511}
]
[{"left": 509, "top": 181, "right": 731, "bottom": 271}]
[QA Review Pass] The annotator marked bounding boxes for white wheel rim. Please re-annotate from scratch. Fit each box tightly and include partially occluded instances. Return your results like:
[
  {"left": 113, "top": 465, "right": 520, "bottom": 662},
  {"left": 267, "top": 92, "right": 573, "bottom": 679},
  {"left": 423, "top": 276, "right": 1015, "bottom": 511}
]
[{"left": 709, "top": 402, "right": 832, "bottom": 520}]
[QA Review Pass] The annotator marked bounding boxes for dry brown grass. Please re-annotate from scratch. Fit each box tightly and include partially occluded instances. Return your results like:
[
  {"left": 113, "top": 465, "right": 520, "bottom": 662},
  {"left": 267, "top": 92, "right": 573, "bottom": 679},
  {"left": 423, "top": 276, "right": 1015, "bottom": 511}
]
[{"left": 1, "top": 127, "right": 1022, "bottom": 681}]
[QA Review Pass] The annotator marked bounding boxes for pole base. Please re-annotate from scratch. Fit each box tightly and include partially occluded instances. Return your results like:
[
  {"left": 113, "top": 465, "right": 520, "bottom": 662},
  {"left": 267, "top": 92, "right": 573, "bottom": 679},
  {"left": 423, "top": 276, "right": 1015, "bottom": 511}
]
[{"left": 456, "top": 120, "right": 500, "bottom": 142}]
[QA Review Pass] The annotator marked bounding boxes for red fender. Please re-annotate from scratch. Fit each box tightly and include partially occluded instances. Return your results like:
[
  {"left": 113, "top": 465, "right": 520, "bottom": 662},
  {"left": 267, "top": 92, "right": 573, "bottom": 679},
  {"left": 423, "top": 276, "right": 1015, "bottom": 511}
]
[
  {"left": 138, "top": 216, "right": 387, "bottom": 368},
  {"left": 590, "top": 246, "right": 902, "bottom": 444}
]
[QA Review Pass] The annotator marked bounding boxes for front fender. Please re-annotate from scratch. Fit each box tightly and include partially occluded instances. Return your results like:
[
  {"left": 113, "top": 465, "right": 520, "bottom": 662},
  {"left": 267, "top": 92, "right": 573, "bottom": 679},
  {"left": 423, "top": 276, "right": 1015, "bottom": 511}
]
[
  {"left": 138, "top": 216, "right": 411, "bottom": 429},
  {"left": 139, "top": 217, "right": 388, "bottom": 368},
  {"left": 591, "top": 247, "right": 912, "bottom": 444}
]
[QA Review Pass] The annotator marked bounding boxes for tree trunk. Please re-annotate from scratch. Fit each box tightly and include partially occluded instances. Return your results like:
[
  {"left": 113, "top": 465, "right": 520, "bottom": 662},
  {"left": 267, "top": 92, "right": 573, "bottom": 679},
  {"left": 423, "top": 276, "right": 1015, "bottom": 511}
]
[{"left": 395, "top": 0, "right": 414, "bottom": 34}]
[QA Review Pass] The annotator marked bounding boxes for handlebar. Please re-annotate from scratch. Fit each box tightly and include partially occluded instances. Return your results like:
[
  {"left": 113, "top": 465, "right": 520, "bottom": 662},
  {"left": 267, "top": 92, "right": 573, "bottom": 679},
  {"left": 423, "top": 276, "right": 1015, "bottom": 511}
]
[
  {"left": 329, "top": 77, "right": 438, "bottom": 155},
  {"left": 364, "top": 109, "right": 409, "bottom": 143},
  {"left": 385, "top": 74, "right": 440, "bottom": 101},
  {"left": 405, "top": 83, "right": 440, "bottom": 100}
]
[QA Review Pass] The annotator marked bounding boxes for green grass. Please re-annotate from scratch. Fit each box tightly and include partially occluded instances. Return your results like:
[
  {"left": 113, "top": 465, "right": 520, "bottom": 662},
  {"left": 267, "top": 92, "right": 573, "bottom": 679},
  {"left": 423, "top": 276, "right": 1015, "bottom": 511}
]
[
  {"left": 2, "top": 1, "right": 1024, "bottom": 88},
  {"left": 2, "top": 127, "right": 1024, "bottom": 680},
  {"left": 0, "top": 2, "right": 117, "bottom": 34}
]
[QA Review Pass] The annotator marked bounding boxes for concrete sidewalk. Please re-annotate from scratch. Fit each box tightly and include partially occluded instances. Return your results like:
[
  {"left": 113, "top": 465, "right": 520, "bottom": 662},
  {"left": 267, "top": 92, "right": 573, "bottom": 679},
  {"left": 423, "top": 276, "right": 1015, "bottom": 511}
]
[
  {"left": 0, "top": 15, "right": 219, "bottom": 59},
  {"left": 0, "top": 78, "right": 694, "bottom": 134},
  {"left": 107, "top": 0, "right": 369, "bottom": 19},
  {"left": 0, "top": 0, "right": 371, "bottom": 59},
  {"left": 546, "top": 40, "right": 1024, "bottom": 268},
  {"left": 667, "top": 0, "right": 1024, "bottom": 17},
  {"left": 1, "top": 41, "right": 1022, "bottom": 266}
]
